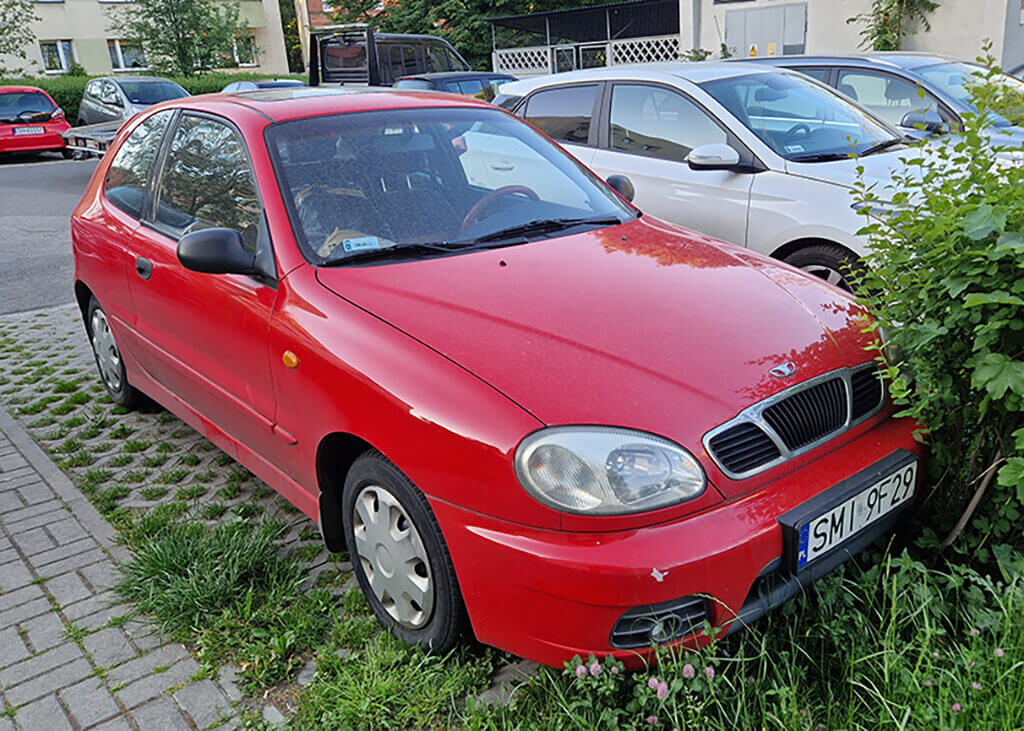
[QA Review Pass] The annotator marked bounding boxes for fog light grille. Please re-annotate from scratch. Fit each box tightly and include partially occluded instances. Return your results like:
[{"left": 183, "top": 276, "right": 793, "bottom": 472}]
[{"left": 609, "top": 595, "right": 708, "bottom": 649}]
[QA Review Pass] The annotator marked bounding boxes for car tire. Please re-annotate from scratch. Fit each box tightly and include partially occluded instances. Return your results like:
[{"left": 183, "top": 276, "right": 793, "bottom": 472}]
[
  {"left": 342, "top": 450, "right": 467, "bottom": 653},
  {"left": 86, "top": 297, "right": 139, "bottom": 409},
  {"left": 60, "top": 148, "right": 74, "bottom": 160},
  {"left": 783, "top": 243, "right": 864, "bottom": 292}
]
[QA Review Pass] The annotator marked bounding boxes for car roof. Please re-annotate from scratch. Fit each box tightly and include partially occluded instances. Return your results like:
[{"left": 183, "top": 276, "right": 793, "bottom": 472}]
[
  {"left": 0, "top": 85, "right": 49, "bottom": 94},
  {"left": 744, "top": 52, "right": 964, "bottom": 72},
  {"left": 99, "top": 76, "right": 180, "bottom": 85},
  {"left": 499, "top": 61, "right": 791, "bottom": 96},
  {"left": 400, "top": 72, "right": 514, "bottom": 81},
  {"left": 180, "top": 86, "right": 495, "bottom": 123}
]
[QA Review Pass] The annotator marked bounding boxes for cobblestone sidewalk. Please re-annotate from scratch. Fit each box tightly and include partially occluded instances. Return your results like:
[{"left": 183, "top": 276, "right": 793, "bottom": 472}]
[{"left": 0, "top": 408, "right": 240, "bottom": 729}]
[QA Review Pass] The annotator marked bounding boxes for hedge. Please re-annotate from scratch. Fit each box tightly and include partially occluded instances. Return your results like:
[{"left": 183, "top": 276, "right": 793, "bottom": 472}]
[{"left": 0, "top": 72, "right": 305, "bottom": 124}]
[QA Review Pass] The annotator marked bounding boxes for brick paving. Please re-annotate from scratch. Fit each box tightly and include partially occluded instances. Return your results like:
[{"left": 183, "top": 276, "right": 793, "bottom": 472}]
[{"left": 0, "top": 409, "right": 238, "bottom": 729}]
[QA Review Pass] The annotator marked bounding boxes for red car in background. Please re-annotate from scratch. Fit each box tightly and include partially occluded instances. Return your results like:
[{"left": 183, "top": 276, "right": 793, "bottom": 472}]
[
  {"left": 0, "top": 86, "right": 71, "bottom": 157},
  {"left": 70, "top": 88, "right": 924, "bottom": 667}
]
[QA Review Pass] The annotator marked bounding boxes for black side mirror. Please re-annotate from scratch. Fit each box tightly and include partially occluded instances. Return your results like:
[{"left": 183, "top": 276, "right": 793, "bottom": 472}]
[
  {"left": 606, "top": 174, "right": 635, "bottom": 202},
  {"left": 901, "top": 109, "right": 946, "bottom": 135},
  {"left": 177, "top": 228, "right": 255, "bottom": 275}
]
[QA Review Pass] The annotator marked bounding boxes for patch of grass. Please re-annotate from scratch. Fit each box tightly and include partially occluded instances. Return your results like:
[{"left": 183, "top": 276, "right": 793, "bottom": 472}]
[
  {"left": 200, "top": 503, "right": 229, "bottom": 520},
  {"left": 181, "top": 453, "right": 201, "bottom": 467},
  {"left": 215, "top": 453, "right": 235, "bottom": 467},
  {"left": 123, "top": 440, "right": 151, "bottom": 453},
  {"left": 139, "top": 487, "right": 169, "bottom": 500},
  {"left": 28, "top": 415, "right": 57, "bottom": 428},
  {"left": 175, "top": 485, "right": 207, "bottom": 501},
  {"left": 217, "top": 483, "right": 241, "bottom": 500},
  {"left": 121, "top": 502, "right": 189, "bottom": 548},
  {"left": 109, "top": 454, "right": 133, "bottom": 467},
  {"left": 93, "top": 486, "right": 130, "bottom": 516},
  {"left": 51, "top": 378, "right": 81, "bottom": 393},
  {"left": 156, "top": 441, "right": 175, "bottom": 453},
  {"left": 63, "top": 622, "right": 90, "bottom": 643},
  {"left": 61, "top": 450, "right": 95, "bottom": 468},
  {"left": 194, "top": 469, "right": 216, "bottom": 484},
  {"left": 299, "top": 527, "right": 321, "bottom": 542},
  {"left": 56, "top": 437, "right": 84, "bottom": 453},
  {"left": 251, "top": 485, "right": 272, "bottom": 500},
  {"left": 291, "top": 544, "right": 323, "bottom": 563},
  {"left": 64, "top": 415, "right": 87, "bottom": 428},
  {"left": 123, "top": 470, "right": 150, "bottom": 483},
  {"left": 142, "top": 455, "right": 169, "bottom": 468},
  {"left": 158, "top": 469, "right": 189, "bottom": 484},
  {"left": 232, "top": 503, "right": 263, "bottom": 520},
  {"left": 110, "top": 423, "right": 133, "bottom": 439}
]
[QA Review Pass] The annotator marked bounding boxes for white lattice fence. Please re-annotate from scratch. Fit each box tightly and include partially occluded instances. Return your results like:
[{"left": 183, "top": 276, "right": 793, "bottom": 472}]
[
  {"left": 493, "top": 46, "right": 550, "bottom": 77},
  {"left": 610, "top": 35, "right": 681, "bottom": 65}
]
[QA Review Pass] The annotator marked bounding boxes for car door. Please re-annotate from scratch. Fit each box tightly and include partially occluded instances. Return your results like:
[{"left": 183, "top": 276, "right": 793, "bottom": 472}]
[
  {"left": 587, "top": 82, "right": 752, "bottom": 246},
  {"left": 125, "top": 111, "right": 279, "bottom": 460},
  {"left": 79, "top": 81, "right": 103, "bottom": 125}
]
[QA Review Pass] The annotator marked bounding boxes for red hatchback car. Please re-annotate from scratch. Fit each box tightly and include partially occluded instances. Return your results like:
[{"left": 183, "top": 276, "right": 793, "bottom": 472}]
[
  {"left": 0, "top": 86, "right": 71, "bottom": 156},
  {"left": 71, "top": 88, "right": 924, "bottom": 667}
]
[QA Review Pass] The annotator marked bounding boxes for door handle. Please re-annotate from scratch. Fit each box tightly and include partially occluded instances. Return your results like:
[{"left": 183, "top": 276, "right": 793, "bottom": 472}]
[
  {"left": 135, "top": 257, "right": 152, "bottom": 280},
  {"left": 489, "top": 164, "right": 514, "bottom": 172}
]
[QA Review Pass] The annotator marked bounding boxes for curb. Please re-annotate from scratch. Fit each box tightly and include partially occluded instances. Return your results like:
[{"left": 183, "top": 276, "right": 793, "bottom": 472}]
[{"left": 0, "top": 404, "right": 130, "bottom": 564}]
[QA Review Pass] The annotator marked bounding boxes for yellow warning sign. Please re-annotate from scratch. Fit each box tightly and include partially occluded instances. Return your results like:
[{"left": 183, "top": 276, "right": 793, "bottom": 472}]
[
  {"left": 748, "top": 44, "right": 758, "bottom": 57},
  {"left": 767, "top": 42, "right": 778, "bottom": 56}
]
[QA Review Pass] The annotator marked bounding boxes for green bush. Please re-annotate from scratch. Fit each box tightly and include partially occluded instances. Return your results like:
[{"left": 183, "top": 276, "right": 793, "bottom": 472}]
[
  {"left": 0, "top": 71, "right": 304, "bottom": 124},
  {"left": 851, "top": 70, "right": 1024, "bottom": 560}
]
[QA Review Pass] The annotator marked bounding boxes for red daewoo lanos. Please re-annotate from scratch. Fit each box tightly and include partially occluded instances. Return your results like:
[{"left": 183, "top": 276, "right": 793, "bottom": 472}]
[
  {"left": 0, "top": 86, "right": 71, "bottom": 157},
  {"left": 71, "top": 88, "right": 924, "bottom": 667}
]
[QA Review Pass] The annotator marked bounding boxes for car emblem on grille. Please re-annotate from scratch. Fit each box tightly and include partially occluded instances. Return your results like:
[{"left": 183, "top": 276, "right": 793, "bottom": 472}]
[{"left": 769, "top": 362, "right": 797, "bottom": 378}]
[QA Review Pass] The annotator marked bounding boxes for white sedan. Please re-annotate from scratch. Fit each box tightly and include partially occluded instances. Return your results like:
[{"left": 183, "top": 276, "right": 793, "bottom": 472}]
[{"left": 495, "top": 63, "right": 914, "bottom": 288}]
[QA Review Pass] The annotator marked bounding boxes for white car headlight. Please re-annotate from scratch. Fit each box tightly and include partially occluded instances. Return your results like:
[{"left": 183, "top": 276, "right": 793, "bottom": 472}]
[{"left": 514, "top": 426, "right": 706, "bottom": 515}]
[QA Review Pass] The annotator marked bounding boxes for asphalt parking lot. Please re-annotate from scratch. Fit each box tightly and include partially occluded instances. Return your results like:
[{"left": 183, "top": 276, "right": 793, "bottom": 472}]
[{"left": 0, "top": 153, "right": 98, "bottom": 315}]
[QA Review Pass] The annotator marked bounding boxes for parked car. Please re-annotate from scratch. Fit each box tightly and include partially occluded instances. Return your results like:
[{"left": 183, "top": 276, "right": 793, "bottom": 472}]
[
  {"left": 72, "top": 88, "right": 922, "bottom": 667},
  {"left": 77, "top": 76, "right": 189, "bottom": 126},
  {"left": 395, "top": 72, "right": 517, "bottom": 100},
  {"left": 221, "top": 79, "right": 306, "bottom": 92},
  {"left": 747, "top": 53, "right": 1024, "bottom": 146},
  {"left": 309, "top": 24, "right": 471, "bottom": 87},
  {"left": 1009, "top": 61, "right": 1024, "bottom": 81},
  {"left": 498, "top": 63, "right": 913, "bottom": 286},
  {"left": 0, "top": 86, "right": 71, "bottom": 158}
]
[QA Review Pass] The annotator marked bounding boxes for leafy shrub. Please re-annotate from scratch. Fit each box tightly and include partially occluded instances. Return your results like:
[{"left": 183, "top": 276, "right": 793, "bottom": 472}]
[{"left": 851, "top": 83, "right": 1024, "bottom": 558}]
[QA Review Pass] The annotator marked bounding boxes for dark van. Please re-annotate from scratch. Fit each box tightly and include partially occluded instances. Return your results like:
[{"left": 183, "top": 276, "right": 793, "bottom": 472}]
[{"left": 310, "top": 24, "right": 472, "bottom": 87}]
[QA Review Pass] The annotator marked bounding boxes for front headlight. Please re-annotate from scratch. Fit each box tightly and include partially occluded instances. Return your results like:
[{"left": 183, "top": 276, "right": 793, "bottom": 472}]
[{"left": 514, "top": 426, "right": 706, "bottom": 515}]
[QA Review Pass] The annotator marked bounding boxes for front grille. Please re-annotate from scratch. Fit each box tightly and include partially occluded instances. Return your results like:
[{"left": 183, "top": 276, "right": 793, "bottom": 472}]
[
  {"left": 707, "top": 422, "right": 780, "bottom": 474},
  {"left": 763, "top": 377, "right": 847, "bottom": 450},
  {"left": 610, "top": 596, "right": 709, "bottom": 649},
  {"left": 850, "top": 368, "right": 885, "bottom": 420},
  {"left": 704, "top": 364, "right": 886, "bottom": 479}
]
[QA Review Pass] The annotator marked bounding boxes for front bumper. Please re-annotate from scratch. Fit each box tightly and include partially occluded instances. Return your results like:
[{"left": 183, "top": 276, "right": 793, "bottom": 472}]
[{"left": 431, "top": 414, "right": 924, "bottom": 667}]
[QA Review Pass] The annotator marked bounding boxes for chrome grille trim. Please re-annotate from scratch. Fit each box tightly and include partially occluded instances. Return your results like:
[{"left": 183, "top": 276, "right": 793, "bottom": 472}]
[{"left": 703, "top": 363, "right": 885, "bottom": 480}]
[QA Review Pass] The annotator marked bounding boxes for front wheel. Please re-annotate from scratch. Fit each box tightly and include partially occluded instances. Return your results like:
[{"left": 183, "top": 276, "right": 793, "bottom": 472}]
[
  {"left": 86, "top": 297, "right": 139, "bottom": 408},
  {"left": 342, "top": 451, "right": 467, "bottom": 653},
  {"left": 783, "top": 243, "right": 864, "bottom": 292}
]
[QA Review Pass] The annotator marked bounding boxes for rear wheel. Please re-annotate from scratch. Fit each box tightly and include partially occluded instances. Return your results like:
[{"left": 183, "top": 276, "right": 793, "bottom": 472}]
[
  {"left": 86, "top": 297, "right": 139, "bottom": 408},
  {"left": 342, "top": 451, "right": 467, "bottom": 653},
  {"left": 783, "top": 243, "right": 864, "bottom": 292}
]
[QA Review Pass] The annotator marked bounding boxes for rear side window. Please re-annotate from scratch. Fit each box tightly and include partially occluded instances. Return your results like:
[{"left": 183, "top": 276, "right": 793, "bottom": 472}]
[
  {"left": 523, "top": 85, "right": 598, "bottom": 145},
  {"left": 103, "top": 111, "right": 173, "bottom": 219},
  {"left": 386, "top": 45, "right": 418, "bottom": 83},
  {"left": 427, "top": 45, "right": 453, "bottom": 72},
  {"left": 154, "top": 115, "right": 261, "bottom": 251}
]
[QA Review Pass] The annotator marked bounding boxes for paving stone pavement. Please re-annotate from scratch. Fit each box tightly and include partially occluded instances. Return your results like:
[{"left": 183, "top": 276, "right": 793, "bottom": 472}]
[{"left": 0, "top": 408, "right": 239, "bottom": 729}]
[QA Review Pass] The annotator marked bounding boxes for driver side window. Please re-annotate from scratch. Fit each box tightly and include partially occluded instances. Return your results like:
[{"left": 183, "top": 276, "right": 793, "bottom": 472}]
[
  {"left": 609, "top": 84, "right": 728, "bottom": 162},
  {"left": 154, "top": 115, "right": 261, "bottom": 251}
]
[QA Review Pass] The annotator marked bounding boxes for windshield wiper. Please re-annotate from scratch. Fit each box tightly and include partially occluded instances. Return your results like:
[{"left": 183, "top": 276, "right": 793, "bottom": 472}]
[
  {"left": 859, "top": 138, "right": 904, "bottom": 157},
  {"left": 464, "top": 215, "right": 626, "bottom": 245},
  {"left": 789, "top": 151, "right": 852, "bottom": 163},
  {"left": 319, "top": 241, "right": 473, "bottom": 266}
]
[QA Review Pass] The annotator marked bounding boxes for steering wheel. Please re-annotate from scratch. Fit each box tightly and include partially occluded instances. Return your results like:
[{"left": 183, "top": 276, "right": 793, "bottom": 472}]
[
  {"left": 782, "top": 123, "right": 812, "bottom": 143},
  {"left": 459, "top": 185, "right": 540, "bottom": 235}
]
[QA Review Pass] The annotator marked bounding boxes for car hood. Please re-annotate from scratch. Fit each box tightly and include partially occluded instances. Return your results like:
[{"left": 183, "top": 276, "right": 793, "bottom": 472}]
[
  {"left": 784, "top": 147, "right": 914, "bottom": 190},
  {"left": 314, "top": 217, "right": 877, "bottom": 493}
]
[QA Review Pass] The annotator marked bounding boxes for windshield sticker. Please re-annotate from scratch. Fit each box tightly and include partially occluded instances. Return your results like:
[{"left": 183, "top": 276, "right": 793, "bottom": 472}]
[
  {"left": 785, "top": 144, "right": 805, "bottom": 153},
  {"left": 343, "top": 236, "right": 382, "bottom": 252}
]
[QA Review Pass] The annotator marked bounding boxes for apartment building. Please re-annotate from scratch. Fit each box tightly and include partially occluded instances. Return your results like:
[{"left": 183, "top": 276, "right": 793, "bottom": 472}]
[{"left": 5, "top": 0, "right": 289, "bottom": 76}]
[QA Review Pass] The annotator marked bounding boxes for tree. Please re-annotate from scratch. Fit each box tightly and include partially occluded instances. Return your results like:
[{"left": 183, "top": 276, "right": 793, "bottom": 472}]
[
  {"left": 278, "top": 0, "right": 304, "bottom": 73},
  {"left": 847, "top": 0, "right": 940, "bottom": 51},
  {"left": 108, "top": 0, "right": 246, "bottom": 77},
  {"left": 0, "top": 0, "right": 40, "bottom": 76}
]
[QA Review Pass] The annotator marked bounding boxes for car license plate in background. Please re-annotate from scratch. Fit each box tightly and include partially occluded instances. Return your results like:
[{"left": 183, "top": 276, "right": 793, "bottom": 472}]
[
  {"left": 13, "top": 126, "right": 45, "bottom": 136},
  {"left": 797, "top": 460, "right": 917, "bottom": 568}
]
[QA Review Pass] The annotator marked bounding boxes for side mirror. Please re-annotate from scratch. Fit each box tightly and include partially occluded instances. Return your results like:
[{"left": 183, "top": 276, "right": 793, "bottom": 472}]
[
  {"left": 177, "top": 228, "right": 255, "bottom": 275},
  {"left": 687, "top": 143, "right": 741, "bottom": 171},
  {"left": 900, "top": 109, "right": 945, "bottom": 135},
  {"left": 606, "top": 174, "right": 635, "bottom": 202}
]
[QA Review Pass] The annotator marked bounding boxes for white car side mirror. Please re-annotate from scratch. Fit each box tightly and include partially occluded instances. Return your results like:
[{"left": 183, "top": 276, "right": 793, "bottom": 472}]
[{"left": 687, "top": 143, "right": 741, "bottom": 171}]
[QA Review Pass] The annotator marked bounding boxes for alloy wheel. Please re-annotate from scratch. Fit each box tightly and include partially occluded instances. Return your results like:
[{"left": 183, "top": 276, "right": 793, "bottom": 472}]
[{"left": 90, "top": 308, "right": 123, "bottom": 392}]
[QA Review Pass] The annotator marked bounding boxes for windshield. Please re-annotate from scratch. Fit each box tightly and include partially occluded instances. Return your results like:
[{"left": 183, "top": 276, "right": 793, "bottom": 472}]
[
  {"left": 395, "top": 79, "right": 435, "bottom": 90},
  {"left": 0, "top": 91, "right": 55, "bottom": 122},
  {"left": 917, "top": 61, "right": 1023, "bottom": 126},
  {"left": 266, "top": 107, "right": 634, "bottom": 264},
  {"left": 119, "top": 81, "right": 188, "bottom": 105},
  {"left": 700, "top": 72, "right": 898, "bottom": 161}
]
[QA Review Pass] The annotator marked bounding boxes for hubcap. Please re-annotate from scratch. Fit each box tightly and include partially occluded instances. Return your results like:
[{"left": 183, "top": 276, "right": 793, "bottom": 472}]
[
  {"left": 804, "top": 264, "right": 848, "bottom": 289},
  {"left": 90, "top": 309, "right": 122, "bottom": 391},
  {"left": 352, "top": 485, "right": 434, "bottom": 629}
]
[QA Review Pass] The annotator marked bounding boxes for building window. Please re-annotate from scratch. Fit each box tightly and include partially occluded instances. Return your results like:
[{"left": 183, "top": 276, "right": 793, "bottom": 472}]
[
  {"left": 39, "top": 40, "right": 75, "bottom": 74},
  {"left": 234, "top": 33, "right": 258, "bottom": 67},
  {"left": 108, "top": 40, "right": 148, "bottom": 71}
]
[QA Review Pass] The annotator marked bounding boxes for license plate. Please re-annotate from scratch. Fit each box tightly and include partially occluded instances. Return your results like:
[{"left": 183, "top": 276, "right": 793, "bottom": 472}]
[
  {"left": 796, "top": 458, "right": 917, "bottom": 569},
  {"left": 13, "top": 126, "right": 45, "bottom": 136}
]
